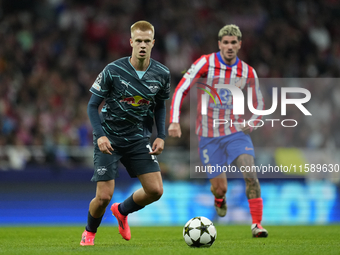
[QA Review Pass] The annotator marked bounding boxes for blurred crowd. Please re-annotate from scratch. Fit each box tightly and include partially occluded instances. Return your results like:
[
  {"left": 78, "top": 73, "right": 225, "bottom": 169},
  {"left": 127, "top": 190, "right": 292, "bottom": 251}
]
[{"left": 1, "top": 0, "right": 340, "bottom": 169}]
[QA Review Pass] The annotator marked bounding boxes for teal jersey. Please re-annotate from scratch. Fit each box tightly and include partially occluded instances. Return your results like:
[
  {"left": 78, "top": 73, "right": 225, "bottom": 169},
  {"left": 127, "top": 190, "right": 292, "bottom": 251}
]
[{"left": 89, "top": 57, "right": 171, "bottom": 141}]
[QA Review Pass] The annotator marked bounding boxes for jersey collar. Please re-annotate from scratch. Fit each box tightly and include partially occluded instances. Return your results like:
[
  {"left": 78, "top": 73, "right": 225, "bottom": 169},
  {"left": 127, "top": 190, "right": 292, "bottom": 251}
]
[
  {"left": 216, "top": 52, "right": 239, "bottom": 67},
  {"left": 128, "top": 57, "right": 152, "bottom": 78}
]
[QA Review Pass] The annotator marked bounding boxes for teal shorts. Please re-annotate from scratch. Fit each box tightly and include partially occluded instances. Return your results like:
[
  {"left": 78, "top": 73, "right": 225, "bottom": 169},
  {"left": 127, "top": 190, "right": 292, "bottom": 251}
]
[{"left": 91, "top": 135, "right": 160, "bottom": 182}]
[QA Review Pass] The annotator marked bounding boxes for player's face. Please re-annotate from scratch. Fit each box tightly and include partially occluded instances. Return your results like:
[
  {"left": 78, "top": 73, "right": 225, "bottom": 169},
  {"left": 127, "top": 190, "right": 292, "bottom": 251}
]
[
  {"left": 130, "top": 29, "right": 155, "bottom": 60},
  {"left": 218, "top": 35, "right": 242, "bottom": 65}
]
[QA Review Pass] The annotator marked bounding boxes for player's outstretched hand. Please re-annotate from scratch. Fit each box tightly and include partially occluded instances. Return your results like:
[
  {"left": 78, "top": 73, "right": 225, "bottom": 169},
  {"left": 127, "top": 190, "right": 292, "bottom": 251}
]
[
  {"left": 149, "top": 138, "right": 164, "bottom": 155},
  {"left": 168, "top": 123, "right": 182, "bottom": 138},
  {"left": 97, "top": 136, "right": 114, "bottom": 155}
]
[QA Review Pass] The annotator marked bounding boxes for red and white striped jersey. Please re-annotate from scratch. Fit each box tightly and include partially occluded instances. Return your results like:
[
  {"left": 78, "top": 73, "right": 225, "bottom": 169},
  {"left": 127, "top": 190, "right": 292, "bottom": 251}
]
[{"left": 170, "top": 52, "right": 265, "bottom": 137}]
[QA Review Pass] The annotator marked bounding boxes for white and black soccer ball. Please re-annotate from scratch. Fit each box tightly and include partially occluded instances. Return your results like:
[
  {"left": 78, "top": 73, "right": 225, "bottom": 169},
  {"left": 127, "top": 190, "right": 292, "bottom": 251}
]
[{"left": 183, "top": 216, "right": 217, "bottom": 247}]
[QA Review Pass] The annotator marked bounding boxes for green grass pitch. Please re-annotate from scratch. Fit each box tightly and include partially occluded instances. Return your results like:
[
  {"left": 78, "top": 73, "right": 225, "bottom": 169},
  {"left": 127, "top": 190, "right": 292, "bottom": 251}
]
[{"left": 0, "top": 225, "right": 339, "bottom": 255}]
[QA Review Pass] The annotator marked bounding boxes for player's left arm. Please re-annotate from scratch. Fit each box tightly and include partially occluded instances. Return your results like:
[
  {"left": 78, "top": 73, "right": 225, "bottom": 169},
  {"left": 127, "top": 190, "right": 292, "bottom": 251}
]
[
  {"left": 242, "top": 69, "right": 265, "bottom": 134},
  {"left": 150, "top": 71, "right": 171, "bottom": 155},
  {"left": 150, "top": 98, "right": 166, "bottom": 155}
]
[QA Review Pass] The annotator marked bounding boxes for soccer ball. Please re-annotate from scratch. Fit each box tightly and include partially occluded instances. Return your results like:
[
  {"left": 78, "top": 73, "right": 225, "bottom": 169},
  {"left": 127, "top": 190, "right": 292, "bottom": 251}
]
[{"left": 183, "top": 216, "right": 217, "bottom": 247}]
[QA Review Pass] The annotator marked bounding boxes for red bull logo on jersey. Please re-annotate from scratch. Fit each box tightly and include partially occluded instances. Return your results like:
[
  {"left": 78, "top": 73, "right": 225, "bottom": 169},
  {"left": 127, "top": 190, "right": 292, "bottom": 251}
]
[{"left": 120, "top": 95, "right": 150, "bottom": 107}]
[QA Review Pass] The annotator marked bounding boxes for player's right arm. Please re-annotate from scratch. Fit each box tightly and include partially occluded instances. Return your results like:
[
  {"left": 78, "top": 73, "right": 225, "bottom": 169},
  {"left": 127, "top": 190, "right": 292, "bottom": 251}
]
[
  {"left": 168, "top": 56, "right": 208, "bottom": 138},
  {"left": 87, "top": 95, "right": 114, "bottom": 154},
  {"left": 88, "top": 66, "right": 114, "bottom": 154}
]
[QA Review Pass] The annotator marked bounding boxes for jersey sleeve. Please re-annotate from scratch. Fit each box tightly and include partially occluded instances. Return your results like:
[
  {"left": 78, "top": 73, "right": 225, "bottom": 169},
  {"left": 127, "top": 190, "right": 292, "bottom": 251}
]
[
  {"left": 246, "top": 68, "right": 265, "bottom": 130},
  {"left": 156, "top": 72, "right": 171, "bottom": 101},
  {"left": 169, "top": 56, "right": 208, "bottom": 123},
  {"left": 89, "top": 65, "right": 112, "bottom": 98}
]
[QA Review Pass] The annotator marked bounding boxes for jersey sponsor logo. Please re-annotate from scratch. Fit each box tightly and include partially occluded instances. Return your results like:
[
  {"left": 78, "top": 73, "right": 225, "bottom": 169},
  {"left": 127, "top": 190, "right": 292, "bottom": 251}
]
[
  {"left": 245, "top": 147, "right": 254, "bottom": 151},
  {"left": 96, "top": 166, "right": 107, "bottom": 175},
  {"left": 197, "top": 82, "right": 223, "bottom": 106},
  {"left": 209, "top": 103, "right": 233, "bottom": 109},
  {"left": 212, "top": 78, "right": 243, "bottom": 107},
  {"left": 120, "top": 95, "right": 150, "bottom": 106}
]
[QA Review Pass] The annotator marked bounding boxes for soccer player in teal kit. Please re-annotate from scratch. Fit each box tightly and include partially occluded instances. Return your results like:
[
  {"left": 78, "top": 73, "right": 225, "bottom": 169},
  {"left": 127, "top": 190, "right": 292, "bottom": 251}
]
[{"left": 80, "top": 20, "right": 170, "bottom": 245}]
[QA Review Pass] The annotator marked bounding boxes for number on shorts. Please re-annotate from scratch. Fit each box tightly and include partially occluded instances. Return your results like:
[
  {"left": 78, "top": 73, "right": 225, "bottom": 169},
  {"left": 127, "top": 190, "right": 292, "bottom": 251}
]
[
  {"left": 202, "top": 149, "right": 209, "bottom": 164},
  {"left": 146, "top": 144, "right": 158, "bottom": 162}
]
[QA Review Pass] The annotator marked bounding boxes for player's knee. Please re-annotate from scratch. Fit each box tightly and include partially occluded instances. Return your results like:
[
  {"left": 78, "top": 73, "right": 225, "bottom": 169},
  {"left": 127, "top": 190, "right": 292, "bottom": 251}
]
[
  {"left": 97, "top": 194, "right": 112, "bottom": 208},
  {"left": 147, "top": 186, "right": 163, "bottom": 201}
]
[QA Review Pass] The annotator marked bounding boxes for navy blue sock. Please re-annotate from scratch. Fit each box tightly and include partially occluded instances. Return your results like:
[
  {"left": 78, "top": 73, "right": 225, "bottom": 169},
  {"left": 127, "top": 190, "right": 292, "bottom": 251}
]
[
  {"left": 85, "top": 211, "right": 103, "bottom": 233},
  {"left": 118, "top": 194, "right": 144, "bottom": 216}
]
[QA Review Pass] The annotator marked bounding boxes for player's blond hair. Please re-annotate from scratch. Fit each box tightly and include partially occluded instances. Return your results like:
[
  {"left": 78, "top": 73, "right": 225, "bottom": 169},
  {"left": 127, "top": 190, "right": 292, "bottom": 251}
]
[
  {"left": 131, "top": 20, "right": 155, "bottom": 38},
  {"left": 218, "top": 24, "right": 242, "bottom": 41}
]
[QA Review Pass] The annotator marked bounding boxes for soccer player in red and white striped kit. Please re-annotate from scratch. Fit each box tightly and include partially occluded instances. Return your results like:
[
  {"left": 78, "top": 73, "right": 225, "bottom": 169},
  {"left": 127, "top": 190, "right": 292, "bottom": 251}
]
[{"left": 169, "top": 24, "right": 268, "bottom": 237}]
